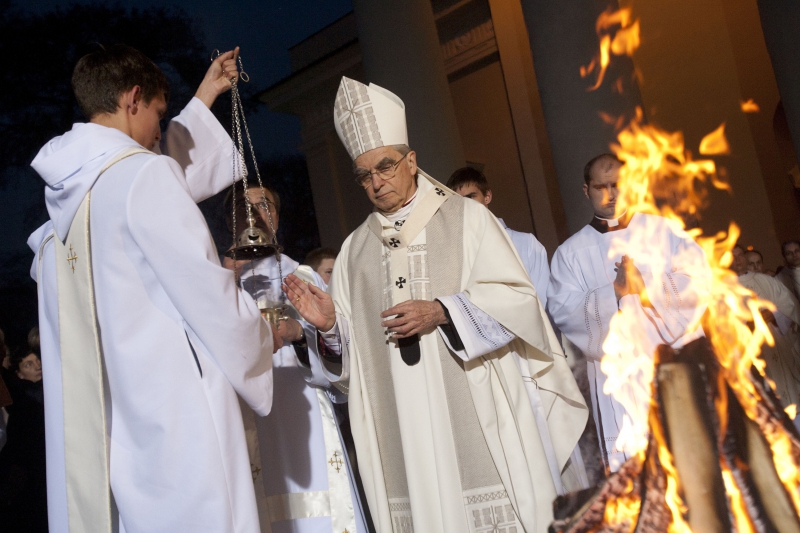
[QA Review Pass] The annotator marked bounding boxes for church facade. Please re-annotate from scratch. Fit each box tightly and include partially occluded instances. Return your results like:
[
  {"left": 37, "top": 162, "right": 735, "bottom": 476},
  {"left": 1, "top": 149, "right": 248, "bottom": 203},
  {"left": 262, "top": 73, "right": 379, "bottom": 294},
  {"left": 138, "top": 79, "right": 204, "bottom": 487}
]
[{"left": 259, "top": 0, "right": 800, "bottom": 269}]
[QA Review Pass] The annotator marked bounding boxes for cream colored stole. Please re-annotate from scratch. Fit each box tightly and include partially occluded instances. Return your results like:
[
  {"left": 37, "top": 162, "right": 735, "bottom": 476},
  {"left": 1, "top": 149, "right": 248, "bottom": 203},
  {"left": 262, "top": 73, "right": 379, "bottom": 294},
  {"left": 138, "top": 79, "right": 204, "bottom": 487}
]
[{"left": 52, "top": 147, "right": 151, "bottom": 533}]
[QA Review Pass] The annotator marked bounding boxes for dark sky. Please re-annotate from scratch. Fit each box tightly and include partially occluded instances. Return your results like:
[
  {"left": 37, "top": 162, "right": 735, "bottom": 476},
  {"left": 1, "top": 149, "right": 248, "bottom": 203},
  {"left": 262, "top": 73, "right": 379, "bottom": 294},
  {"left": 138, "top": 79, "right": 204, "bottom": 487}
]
[{"left": 0, "top": 0, "right": 352, "bottom": 278}]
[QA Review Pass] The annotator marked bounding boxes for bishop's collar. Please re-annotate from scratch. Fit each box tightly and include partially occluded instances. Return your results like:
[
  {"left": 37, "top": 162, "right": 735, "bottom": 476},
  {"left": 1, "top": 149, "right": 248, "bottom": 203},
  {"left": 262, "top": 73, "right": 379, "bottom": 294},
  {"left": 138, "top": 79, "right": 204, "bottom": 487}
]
[{"left": 590, "top": 210, "right": 629, "bottom": 234}]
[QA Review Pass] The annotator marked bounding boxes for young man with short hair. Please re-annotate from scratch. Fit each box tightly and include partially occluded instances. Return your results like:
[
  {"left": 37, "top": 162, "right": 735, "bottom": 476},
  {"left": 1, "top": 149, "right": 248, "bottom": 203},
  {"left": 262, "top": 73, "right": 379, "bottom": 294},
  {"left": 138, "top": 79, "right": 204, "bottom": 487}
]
[
  {"left": 447, "top": 166, "right": 551, "bottom": 307},
  {"left": 547, "top": 153, "right": 712, "bottom": 472},
  {"left": 303, "top": 247, "right": 339, "bottom": 285},
  {"left": 29, "top": 44, "right": 282, "bottom": 532}
]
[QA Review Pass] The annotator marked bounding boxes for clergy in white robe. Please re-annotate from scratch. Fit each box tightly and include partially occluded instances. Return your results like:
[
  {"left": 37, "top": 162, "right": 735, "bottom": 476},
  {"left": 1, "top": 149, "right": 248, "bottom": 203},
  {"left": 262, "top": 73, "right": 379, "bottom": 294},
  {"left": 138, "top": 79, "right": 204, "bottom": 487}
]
[
  {"left": 227, "top": 245, "right": 369, "bottom": 533},
  {"left": 28, "top": 47, "right": 276, "bottom": 533},
  {"left": 284, "top": 77, "right": 588, "bottom": 533},
  {"left": 547, "top": 154, "right": 711, "bottom": 472},
  {"left": 733, "top": 246, "right": 800, "bottom": 409},
  {"left": 446, "top": 166, "right": 550, "bottom": 307}
]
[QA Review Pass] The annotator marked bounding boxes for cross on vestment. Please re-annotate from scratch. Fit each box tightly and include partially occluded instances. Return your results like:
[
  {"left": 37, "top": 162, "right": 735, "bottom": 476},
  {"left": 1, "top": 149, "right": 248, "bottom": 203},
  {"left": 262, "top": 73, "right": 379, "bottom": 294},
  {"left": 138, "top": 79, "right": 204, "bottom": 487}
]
[
  {"left": 328, "top": 451, "right": 343, "bottom": 473},
  {"left": 66, "top": 244, "right": 78, "bottom": 272},
  {"left": 389, "top": 238, "right": 401, "bottom": 248},
  {"left": 434, "top": 188, "right": 446, "bottom": 196},
  {"left": 395, "top": 277, "right": 406, "bottom": 289}
]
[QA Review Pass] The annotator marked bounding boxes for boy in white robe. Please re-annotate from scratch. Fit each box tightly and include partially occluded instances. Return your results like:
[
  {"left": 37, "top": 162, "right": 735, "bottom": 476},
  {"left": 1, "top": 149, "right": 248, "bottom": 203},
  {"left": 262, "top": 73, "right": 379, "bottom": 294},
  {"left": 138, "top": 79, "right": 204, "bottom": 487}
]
[
  {"left": 283, "top": 77, "right": 588, "bottom": 533},
  {"left": 732, "top": 245, "right": 800, "bottom": 410},
  {"left": 28, "top": 45, "right": 282, "bottom": 533},
  {"left": 447, "top": 166, "right": 551, "bottom": 307},
  {"left": 223, "top": 183, "right": 370, "bottom": 533},
  {"left": 547, "top": 154, "right": 712, "bottom": 473}
]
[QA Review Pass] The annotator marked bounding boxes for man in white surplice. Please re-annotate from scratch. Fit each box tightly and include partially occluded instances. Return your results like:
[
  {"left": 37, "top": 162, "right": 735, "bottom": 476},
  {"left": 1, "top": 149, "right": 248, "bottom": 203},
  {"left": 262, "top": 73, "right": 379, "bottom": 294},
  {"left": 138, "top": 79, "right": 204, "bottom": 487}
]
[
  {"left": 223, "top": 182, "right": 369, "bottom": 533},
  {"left": 547, "top": 154, "right": 712, "bottom": 473},
  {"left": 732, "top": 245, "right": 800, "bottom": 411},
  {"left": 283, "top": 77, "right": 588, "bottom": 533},
  {"left": 28, "top": 46, "right": 281, "bottom": 532},
  {"left": 446, "top": 166, "right": 551, "bottom": 308}
]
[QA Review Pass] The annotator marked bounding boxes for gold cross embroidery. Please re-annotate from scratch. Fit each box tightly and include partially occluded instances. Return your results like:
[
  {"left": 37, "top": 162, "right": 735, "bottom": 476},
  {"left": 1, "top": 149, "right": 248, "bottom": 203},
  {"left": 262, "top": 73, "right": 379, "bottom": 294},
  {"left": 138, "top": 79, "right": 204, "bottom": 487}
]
[
  {"left": 66, "top": 245, "right": 78, "bottom": 273},
  {"left": 328, "top": 451, "right": 343, "bottom": 473}
]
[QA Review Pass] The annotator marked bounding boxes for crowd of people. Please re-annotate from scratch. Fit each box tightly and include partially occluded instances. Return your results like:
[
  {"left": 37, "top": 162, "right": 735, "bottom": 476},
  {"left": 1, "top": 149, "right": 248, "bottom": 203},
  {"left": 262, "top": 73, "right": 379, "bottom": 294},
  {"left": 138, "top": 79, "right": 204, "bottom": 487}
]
[{"left": 1, "top": 43, "right": 799, "bottom": 533}]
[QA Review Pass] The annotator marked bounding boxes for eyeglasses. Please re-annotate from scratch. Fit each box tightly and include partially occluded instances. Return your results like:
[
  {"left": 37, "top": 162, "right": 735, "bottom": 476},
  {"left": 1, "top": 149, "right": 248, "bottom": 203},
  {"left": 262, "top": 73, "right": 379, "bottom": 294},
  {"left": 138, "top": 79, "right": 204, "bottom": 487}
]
[{"left": 354, "top": 152, "right": 409, "bottom": 188}]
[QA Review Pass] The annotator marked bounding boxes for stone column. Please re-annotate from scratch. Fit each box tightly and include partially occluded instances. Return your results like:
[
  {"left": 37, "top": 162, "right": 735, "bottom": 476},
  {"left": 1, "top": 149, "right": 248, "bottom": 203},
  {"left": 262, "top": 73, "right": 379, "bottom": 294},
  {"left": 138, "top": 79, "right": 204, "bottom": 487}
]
[
  {"left": 351, "top": 0, "right": 466, "bottom": 181},
  {"left": 758, "top": 0, "right": 800, "bottom": 168},
  {"left": 518, "top": 0, "right": 643, "bottom": 235}
]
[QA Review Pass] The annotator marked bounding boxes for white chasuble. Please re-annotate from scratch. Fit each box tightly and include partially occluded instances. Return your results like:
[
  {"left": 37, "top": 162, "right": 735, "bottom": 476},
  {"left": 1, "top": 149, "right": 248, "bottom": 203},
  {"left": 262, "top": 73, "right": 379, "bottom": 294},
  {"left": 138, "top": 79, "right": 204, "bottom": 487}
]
[
  {"left": 322, "top": 173, "right": 588, "bottom": 533},
  {"left": 547, "top": 214, "right": 711, "bottom": 472}
]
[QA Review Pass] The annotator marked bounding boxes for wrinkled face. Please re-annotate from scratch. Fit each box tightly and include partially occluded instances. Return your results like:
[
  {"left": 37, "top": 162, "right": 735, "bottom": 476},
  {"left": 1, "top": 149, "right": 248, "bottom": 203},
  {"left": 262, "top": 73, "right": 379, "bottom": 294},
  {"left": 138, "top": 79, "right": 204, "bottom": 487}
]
[
  {"left": 130, "top": 93, "right": 167, "bottom": 151},
  {"left": 17, "top": 353, "right": 42, "bottom": 383},
  {"left": 455, "top": 182, "right": 492, "bottom": 207},
  {"left": 731, "top": 246, "right": 748, "bottom": 275},
  {"left": 316, "top": 258, "right": 335, "bottom": 285},
  {"left": 583, "top": 163, "right": 621, "bottom": 219},
  {"left": 745, "top": 252, "right": 763, "bottom": 273},
  {"left": 246, "top": 187, "right": 280, "bottom": 235},
  {"left": 354, "top": 147, "right": 418, "bottom": 213},
  {"left": 784, "top": 242, "right": 800, "bottom": 268}
]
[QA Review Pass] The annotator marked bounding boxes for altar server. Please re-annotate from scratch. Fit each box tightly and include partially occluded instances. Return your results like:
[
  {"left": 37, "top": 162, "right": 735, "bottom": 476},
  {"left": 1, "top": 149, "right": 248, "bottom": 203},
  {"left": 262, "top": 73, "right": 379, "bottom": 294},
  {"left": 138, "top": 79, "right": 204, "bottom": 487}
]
[
  {"left": 28, "top": 45, "right": 279, "bottom": 533},
  {"left": 547, "top": 154, "right": 712, "bottom": 472},
  {"left": 224, "top": 182, "right": 370, "bottom": 533},
  {"left": 284, "top": 77, "right": 588, "bottom": 533},
  {"left": 447, "top": 166, "right": 551, "bottom": 308}
]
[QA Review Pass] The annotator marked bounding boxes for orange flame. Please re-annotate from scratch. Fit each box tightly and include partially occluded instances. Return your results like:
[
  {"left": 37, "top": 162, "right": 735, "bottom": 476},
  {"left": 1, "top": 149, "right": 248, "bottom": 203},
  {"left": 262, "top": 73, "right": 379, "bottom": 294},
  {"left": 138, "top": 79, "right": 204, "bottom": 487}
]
[
  {"left": 699, "top": 123, "right": 731, "bottom": 155},
  {"left": 740, "top": 99, "right": 760, "bottom": 113},
  {"left": 581, "top": 8, "right": 641, "bottom": 91},
  {"left": 597, "top": 109, "right": 800, "bottom": 529}
]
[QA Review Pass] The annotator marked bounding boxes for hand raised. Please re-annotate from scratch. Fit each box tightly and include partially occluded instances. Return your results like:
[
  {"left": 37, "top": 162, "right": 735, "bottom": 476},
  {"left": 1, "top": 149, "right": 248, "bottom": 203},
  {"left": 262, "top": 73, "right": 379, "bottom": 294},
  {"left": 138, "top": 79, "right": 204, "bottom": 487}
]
[
  {"left": 283, "top": 274, "right": 336, "bottom": 332},
  {"left": 380, "top": 299, "right": 447, "bottom": 339},
  {"left": 195, "top": 47, "right": 240, "bottom": 108}
]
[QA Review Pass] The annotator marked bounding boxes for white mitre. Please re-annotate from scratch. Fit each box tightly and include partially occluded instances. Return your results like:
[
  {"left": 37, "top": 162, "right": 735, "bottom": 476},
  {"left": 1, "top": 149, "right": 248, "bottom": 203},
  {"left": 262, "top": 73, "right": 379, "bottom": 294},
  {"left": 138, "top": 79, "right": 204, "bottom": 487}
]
[{"left": 333, "top": 77, "right": 408, "bottom": 161}]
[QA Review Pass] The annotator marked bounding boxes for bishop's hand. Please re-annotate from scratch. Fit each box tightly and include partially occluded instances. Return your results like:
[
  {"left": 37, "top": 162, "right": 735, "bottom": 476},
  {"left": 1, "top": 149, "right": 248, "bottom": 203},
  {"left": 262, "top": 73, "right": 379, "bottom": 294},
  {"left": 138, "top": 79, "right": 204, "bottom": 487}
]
[
  {"left": 381, "top": 300, "right": 447, "bottom": 339},
  {"left": 283, "top": 274, "right": 336, "bottom": 333},
  {"left": 195, "top": 46, "right": 240, "bottom": 108}
]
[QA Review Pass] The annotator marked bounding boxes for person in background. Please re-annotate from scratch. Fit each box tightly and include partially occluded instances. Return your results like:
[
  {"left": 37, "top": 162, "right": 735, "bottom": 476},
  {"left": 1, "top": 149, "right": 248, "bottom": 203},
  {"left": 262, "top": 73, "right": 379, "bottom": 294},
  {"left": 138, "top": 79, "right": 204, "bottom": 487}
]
[
  {"left": 223, "top": 181, "right": 370, "bottom": 533},
  {"left": 776, "top": 240, "right": 800, "bottom": 301},
  {"left": 0, "top": 328, "right": 10, "bottom": 451},
  {"left": 447, "top": 166, "right": 551, "bottom": 307},
  {"left": 733, "top": 244, "right": 800, "bottom": 411},
  {"left": 303, "top": 247, "right": 339, "bottom": 286},
  {"left": 0, "top": 346, "right": 47, "bottom": 532},
  {"left": 746, "top": 249, "right": 764, "bottom": 273}
]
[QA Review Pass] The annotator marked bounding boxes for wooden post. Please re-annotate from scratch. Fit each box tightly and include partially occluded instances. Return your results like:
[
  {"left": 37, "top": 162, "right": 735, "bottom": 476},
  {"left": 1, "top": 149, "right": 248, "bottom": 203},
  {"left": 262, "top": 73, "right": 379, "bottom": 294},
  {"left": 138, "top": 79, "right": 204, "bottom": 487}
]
[{"left": 657, "top": 363, "right": 730, "bottom": 533}]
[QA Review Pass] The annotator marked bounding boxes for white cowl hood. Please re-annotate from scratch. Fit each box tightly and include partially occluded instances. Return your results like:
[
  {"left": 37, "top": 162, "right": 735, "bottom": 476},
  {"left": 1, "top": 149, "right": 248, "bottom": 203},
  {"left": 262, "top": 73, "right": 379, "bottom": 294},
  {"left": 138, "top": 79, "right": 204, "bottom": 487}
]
[{"left": 30, "top": 122, "right": 142, "bottom": 243}]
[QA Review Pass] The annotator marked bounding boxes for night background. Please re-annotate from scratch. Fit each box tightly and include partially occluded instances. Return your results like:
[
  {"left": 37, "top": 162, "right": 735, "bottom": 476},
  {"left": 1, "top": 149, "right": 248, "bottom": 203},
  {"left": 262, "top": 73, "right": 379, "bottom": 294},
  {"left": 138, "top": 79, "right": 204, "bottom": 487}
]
[{"left": 0, "top": 0, "right": 352, "bottom": 348}]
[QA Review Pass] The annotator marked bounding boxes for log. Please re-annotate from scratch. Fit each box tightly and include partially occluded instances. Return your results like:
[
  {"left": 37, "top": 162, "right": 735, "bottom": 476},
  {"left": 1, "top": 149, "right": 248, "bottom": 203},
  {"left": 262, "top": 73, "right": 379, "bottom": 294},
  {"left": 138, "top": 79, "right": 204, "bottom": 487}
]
[{"left": 657, "top": 362, "right": 730, "bottom": 533}]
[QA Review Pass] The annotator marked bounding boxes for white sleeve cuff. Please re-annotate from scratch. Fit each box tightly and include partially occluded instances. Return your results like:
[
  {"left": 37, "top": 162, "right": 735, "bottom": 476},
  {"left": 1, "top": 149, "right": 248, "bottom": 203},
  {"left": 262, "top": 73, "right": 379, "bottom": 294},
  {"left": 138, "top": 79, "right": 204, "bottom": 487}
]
[{"left": 438, "top": 293, "right": 515, "bottom": 361}]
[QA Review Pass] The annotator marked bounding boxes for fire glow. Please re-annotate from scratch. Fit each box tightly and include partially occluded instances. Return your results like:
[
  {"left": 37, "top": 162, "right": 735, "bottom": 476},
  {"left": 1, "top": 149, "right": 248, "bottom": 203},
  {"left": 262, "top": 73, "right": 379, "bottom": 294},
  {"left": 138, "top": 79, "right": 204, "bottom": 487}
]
[
  {"left": 592, "top": 111, "right": 800, "bottom": 530},
  {"left": 580, "top": 7, "right": 641, "bottom": 91}
]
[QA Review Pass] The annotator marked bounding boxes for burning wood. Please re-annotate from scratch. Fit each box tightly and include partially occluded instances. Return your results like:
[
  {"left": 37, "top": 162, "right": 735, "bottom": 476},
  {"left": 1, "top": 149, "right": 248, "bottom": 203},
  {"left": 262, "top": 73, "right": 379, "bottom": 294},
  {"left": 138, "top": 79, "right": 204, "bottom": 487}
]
[{"left": 550, "top": 338, "right": 800, "bottom": 533}]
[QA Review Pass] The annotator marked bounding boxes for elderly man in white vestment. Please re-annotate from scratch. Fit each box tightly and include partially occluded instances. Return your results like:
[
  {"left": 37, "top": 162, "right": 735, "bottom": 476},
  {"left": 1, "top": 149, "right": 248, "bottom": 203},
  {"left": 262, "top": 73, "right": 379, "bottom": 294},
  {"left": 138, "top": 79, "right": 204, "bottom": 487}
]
[
  {"left": 547, "top": 154, "right": 712, "bottom": 473},
  {"left": 223, "top": 182, "right": 370, "bottom": 533},
  {"left": 28, "top": 45, "right": 282, "bottom": 533},
  {"left": 732, "top": 245, "right": 800, "bottom": 410},
  {"left": 284, "top": 77, "right": 588, "bottom": 533}
]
